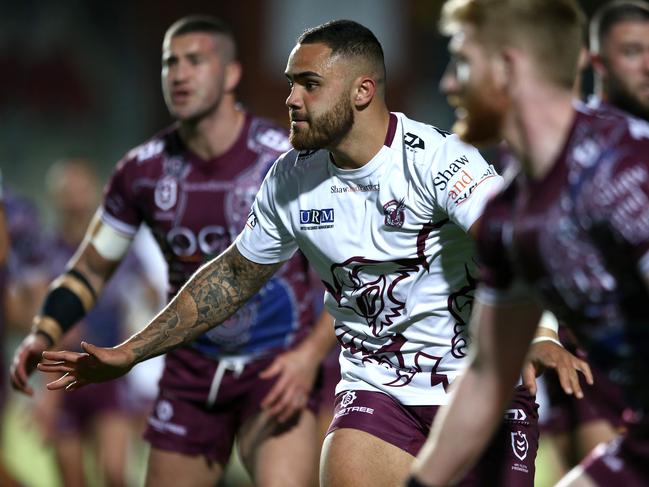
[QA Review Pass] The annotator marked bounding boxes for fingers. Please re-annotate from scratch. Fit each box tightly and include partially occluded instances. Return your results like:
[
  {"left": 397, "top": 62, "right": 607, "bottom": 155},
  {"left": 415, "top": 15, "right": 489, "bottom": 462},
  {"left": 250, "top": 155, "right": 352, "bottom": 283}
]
[
  {"left": 10, "top": 347, "right": 34, "bottom": 396},
  {"left": 258, "top": 359, "right": 282, "bottom": 380},
  {"left": 555, "top": 357, "right": 589, "bottom": 399},
  {"left": 577, "top": 359, "right": 594, "bottom": 385},
  {"left": 261, "top": 373, "right": 289, "bottom": 411},
  {"left": 37, "top": 362, "right": 77, "bottom": 374},
  {"left": 521, "top": 363, "right": 537, "bottom": 396},
  {"left": 45, "top": 373, "right": 81, "bottom": 391},
  {"left": 41, "top": 350, "right": 88, "bottom": 363}
]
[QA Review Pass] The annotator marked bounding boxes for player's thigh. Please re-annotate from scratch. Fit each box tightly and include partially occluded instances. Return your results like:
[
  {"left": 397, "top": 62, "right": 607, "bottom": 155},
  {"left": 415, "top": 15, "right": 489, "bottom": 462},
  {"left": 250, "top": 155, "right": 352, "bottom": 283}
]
[
  {"left": 238, "top": 408, "right": 319, "bottom": 487},
  {"left": 54, "top": 434, "right": 85, "bottom": 487},
  {"left": 93, "top": 411, "right": 131, "bottom": 482},
  {"left": 145, "top": 447, "right": 224, "bottom": 487},
  {"left": 321, "top": 427, "right": 414, "bottom": 487}
]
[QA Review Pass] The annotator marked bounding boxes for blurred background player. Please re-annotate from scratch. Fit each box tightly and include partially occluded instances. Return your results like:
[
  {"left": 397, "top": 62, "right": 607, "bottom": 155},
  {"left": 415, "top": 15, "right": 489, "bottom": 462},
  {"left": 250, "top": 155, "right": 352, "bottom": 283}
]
[
  {"left": 10, "top": 15, "right": 335, "bottom": 487},
  {"left": 591, "top": 0, "right": 649, "bottom": 118},
  {"left": 29, "top": 159, "right": 159, "bottom": 487},
  {"left": 538, "top": 1, "right": 649, "bottom": 478},
  {"left": 410, "top": 0, "right": 649, "bottom": 485}
]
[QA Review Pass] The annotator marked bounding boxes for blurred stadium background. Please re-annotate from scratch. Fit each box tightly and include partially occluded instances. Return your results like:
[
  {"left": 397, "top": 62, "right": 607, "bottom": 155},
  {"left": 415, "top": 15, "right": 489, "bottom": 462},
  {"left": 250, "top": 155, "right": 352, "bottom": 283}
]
[{"left": 0, "top": 1, "right": 609, "bottom": 486}]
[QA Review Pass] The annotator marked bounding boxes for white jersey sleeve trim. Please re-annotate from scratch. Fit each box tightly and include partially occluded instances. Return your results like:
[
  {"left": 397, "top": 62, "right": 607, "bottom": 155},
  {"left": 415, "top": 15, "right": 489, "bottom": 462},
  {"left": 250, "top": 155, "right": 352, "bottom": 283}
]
[
  {"left": 99, "top": 207, "right": 139, "bottom": 237},
  {"left": 234, "top": 236, "right": 292, "bottom": 265}
]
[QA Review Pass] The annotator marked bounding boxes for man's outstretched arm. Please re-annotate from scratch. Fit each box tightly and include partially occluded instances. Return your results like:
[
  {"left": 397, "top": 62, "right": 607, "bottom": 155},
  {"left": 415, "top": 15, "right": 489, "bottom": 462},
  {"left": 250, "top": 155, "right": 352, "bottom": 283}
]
[
  {"left": 39, "top": 244, "right": 283, "bottom": 389},
  {"left": 407, "top": 296, "right": 542, "bottom": 486}
]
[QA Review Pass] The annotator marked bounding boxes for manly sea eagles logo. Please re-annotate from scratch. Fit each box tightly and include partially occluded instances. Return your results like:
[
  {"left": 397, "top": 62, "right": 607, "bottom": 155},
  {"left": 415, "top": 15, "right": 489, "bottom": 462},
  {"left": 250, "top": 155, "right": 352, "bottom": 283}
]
[
  {"left": 155, "top": 176, "right": 178, "bottom": 211},
  {"left": 383, "top": 199, "right": 406, "bottom": 228},
  {"left": 511, "top": 431, "right": 529, "bottom": 461},
  {"left": 340, "top": 391, "right": 357, "bottom": 408}
]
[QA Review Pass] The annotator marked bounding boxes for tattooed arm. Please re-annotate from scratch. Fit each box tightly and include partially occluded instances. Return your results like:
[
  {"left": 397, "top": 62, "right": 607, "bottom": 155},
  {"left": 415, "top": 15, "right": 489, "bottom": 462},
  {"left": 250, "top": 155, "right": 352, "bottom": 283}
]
[{"left": 38, "top": 245, "right": 283, "bottom": 390}]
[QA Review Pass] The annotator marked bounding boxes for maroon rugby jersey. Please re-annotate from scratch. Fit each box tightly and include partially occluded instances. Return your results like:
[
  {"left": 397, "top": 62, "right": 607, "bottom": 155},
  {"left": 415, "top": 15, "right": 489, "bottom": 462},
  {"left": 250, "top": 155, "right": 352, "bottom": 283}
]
[
  {"left": 102, "top": 114, "right": 316, "bottom": 357},
  {"left": 478, "top": 102, "right": 649, "bottom": 409}
]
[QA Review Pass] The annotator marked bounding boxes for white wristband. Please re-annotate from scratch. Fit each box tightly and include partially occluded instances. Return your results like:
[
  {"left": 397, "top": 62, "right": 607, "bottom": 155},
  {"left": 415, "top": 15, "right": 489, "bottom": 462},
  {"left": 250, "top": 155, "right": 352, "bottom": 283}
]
[
  {"left": 531, "top": 336, "right": 563, "bottom": 347},
  {"left": 537, "top": 311, "right": 559, "bottom": 333}
]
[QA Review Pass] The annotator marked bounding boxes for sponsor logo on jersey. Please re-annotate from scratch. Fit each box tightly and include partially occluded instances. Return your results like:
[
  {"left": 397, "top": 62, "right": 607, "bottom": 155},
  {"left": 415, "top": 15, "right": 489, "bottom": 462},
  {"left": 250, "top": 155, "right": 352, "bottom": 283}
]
[
  {"left": 246, "top": 210, "right": 257, "bottom": 229},
  {"left": 331, "top": 183, "right": 380, "bottom": 194},
  {"left": 504, "top": 408, "right": 528, "bottom": 422},
  {"left": 404, "top": 132, "right": 425, "bottom": 150},
  {"left": 450, "top": 165, "right": 498, "bottom": 206},
  {"left": 383, "top": 199, "right": 406, "bottom": 228},
  {"left": 433, "top": 126, "right": 451, "bottom": 138},
  {"left": 132, "top": 140, "right": 164, "bottom": 162},
  {"left": 511, "top": 431, "right": 529, "bottom": 461},
  {"left": 433, "top": 155, "right": 470, "bottom": 191},
  {"left": 257, "top": 129, "right": 292, "bottom": 152},
  {"left": 299, "top": 208, "right": 334, "bottom": 230},
  {"left": 155, "top": 176, "right": 178, "bottom": 211}
]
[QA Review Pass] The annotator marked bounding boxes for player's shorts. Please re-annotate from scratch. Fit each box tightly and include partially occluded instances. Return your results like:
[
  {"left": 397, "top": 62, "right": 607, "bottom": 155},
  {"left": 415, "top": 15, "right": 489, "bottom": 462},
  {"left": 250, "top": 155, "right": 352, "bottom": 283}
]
[
  {"left": 315, "top": 346, "right": 341, "bottom": 413},
  {"left": 327, "top": 385, "right": 538, "bottom": 487},
  {"left": 56, "top": 379, "right": 129, "bottom": 434},
  {"left": 144, "top": 346, "right": 320, "bottom": 465},
  {"left": 581, "top": 412, "right": 649, "bottom": 484},
  {"left": 540, "top": 329, "right": 626, "bottom": 434}
]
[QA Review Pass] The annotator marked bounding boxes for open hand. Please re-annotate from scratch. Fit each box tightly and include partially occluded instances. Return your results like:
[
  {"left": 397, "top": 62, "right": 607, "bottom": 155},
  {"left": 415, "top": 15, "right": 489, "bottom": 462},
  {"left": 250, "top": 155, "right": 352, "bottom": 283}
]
[{"left": 37, "top": 341, "right": 135, "bottom": 391}]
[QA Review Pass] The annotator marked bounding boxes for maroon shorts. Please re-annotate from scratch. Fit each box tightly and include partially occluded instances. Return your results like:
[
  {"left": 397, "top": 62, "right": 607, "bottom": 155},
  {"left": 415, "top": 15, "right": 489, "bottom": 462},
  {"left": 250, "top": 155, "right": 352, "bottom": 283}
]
[
  {"left": 581, "top": 412, "right": 649, "bottom": 485},
  {"left": 315, "top": 346, "right": 341, "bottom": 413},
  {"left": 327, "top": 385, "right": 538, "bottom": 487},
  {"left": 56, "top": 379, "right": 128, "bottom": 434},
  {"left": 143, "top": 346, "right": 320, "bottom": 465}
]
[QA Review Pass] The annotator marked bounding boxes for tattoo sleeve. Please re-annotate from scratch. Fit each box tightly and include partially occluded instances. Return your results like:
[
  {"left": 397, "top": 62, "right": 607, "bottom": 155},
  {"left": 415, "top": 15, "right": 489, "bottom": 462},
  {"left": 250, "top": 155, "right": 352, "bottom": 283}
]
[{"left": 126, "top": 245, "right": 282, "bottom": 362}]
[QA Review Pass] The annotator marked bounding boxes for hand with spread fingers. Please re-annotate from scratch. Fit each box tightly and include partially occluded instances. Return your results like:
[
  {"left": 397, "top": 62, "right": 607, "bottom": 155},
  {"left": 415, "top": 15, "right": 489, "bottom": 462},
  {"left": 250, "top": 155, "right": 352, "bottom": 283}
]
[
  {"left": 258, "top": 345, "right": 319, "bottom": 423},
  {"left": 522, "top": 339, "right": 593, "bottom": 399},
  {"left": 37, "top": 341, "right": 135, "bottom": 391}
]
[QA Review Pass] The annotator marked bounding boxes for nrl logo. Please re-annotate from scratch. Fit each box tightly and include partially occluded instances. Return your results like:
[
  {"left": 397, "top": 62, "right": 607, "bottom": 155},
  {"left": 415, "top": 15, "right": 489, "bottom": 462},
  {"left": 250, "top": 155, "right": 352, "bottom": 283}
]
[
  {"left": 511, "top": 430, "right": 529, "bottom": 461},
  {"left": 340, "top": 391, "right": 357, "bottom": 408},
  {"left": 383, "top": 199, "right": 406, "bottom": 228},
  {"left": 155, "top": 176, "right": 177, "bottom": 211}
]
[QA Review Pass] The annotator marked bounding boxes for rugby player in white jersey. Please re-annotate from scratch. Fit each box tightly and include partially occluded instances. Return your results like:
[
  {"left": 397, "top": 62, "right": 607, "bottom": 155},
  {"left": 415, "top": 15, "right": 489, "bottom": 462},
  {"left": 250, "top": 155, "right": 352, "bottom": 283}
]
[{"left": 39, "top": 19, "right": 590, "bottom": 487}]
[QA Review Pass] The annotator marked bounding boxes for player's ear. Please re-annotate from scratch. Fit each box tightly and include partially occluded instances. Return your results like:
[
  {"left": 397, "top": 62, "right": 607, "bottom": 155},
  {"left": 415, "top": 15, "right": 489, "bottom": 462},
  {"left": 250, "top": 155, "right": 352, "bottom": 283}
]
[
  {"left": 224, "top": 61, "right": 242, "bottom": 93},
  {"left": 353, "top": 76, "right": 376, "bottom": 108},
  {"left": 493, "top": 49, "right": 511, "bottom": 90}
]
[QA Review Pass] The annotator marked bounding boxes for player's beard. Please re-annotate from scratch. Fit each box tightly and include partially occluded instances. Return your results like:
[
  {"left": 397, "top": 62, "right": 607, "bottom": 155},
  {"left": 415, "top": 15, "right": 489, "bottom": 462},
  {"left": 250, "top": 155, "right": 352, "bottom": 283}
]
[
  {"left": 289, "top": 92, "right": 355, "bottom": 150},
  {"left": 451, "top": 80, "right": 508, "bottom": 147},
  {"left": 607, "top": 74, "right": 649, "bottom": 122}
]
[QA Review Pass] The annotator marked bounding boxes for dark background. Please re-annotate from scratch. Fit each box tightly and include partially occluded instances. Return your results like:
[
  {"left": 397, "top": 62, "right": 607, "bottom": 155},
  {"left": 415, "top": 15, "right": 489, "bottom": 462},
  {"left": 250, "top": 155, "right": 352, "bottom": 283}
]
[{"left": 0, "top": 0, "right": 605, "bottom": 220}]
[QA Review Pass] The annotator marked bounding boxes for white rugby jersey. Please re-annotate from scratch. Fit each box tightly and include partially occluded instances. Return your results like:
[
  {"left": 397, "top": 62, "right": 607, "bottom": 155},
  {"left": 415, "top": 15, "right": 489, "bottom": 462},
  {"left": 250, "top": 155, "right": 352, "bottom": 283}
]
[{"left": 236, "top": 112, "right": 502, "bottom": 405}]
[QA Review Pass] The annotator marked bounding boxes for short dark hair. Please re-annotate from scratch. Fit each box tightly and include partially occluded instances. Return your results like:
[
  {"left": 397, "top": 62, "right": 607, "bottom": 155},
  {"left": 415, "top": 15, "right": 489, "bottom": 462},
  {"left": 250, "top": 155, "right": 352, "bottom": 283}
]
[
  {"left": 164, "top": 15, "right": 237, "bottom": 60},
  {"left": 297, "top": 20, "right": 386, "bottom": 80},
  {"left": 590, "top": 1, "right": 649, "bottom": 53}
]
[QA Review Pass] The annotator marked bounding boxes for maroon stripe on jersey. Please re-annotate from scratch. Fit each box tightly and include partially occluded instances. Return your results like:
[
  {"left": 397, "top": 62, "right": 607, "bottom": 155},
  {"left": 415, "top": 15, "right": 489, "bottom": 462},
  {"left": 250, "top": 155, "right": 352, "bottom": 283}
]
[{"left": 385, "top": 113, "right": 398, "bottom": 147}]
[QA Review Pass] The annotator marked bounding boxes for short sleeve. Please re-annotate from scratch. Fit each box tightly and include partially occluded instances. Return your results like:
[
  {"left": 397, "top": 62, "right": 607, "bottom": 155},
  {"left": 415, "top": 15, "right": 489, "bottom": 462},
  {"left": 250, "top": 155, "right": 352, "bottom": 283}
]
[
  {"left": 432, "top": 135, "right": 503, "bottom": 232},
  {"left": 475, "top": 191, "right": 531, "bottom": 305},
  {"left": 101, "top": 158, "right": 142, "bottom": 237},
  {"left": 235, "top": 157, "right": 298, "bottom": 264}
]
